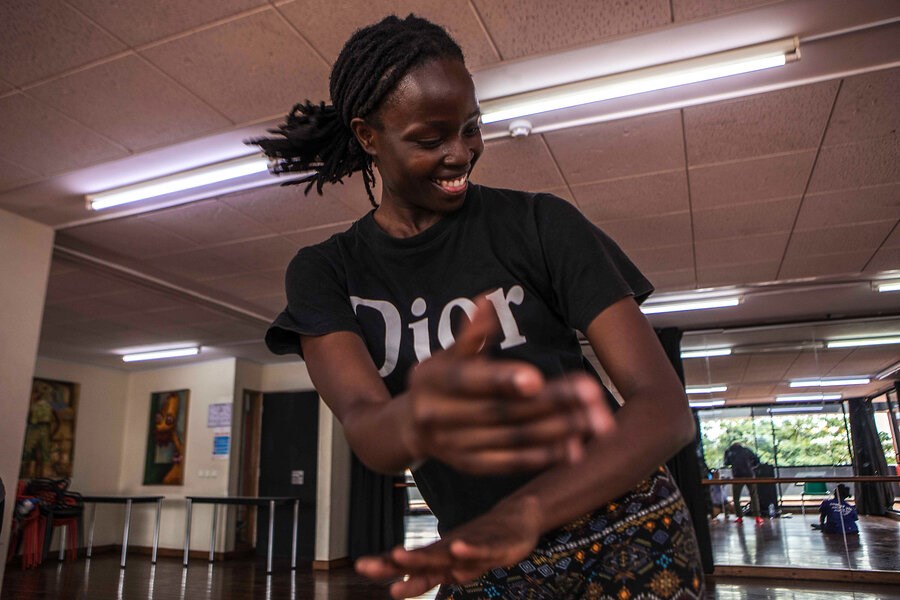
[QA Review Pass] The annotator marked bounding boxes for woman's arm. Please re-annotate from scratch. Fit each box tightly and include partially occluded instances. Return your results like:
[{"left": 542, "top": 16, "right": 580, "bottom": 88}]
[{"left": 301, "top": 298, "right": 613, "bottom": 475}]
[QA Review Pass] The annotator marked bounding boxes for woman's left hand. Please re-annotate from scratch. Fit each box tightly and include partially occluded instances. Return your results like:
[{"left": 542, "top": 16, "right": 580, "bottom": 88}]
[{"left": 356, "top": 496, "right": 542, "bottom": 599}]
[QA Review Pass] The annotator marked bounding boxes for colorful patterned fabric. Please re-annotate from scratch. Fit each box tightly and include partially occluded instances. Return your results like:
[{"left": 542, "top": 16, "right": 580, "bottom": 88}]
[{"left": 436, "top": 467, "right": 705, "bottom": 600}]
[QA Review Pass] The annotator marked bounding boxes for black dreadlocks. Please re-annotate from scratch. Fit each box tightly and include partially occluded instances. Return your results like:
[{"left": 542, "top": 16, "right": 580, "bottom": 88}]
[{"left": 248, "top": 14, "right": 466, "bottom": 207}]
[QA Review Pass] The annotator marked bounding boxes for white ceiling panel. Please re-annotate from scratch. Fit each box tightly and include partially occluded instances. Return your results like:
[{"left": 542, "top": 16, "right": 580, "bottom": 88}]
[{"left": 573, "top": 171, "right": 689, "bottom": 223}]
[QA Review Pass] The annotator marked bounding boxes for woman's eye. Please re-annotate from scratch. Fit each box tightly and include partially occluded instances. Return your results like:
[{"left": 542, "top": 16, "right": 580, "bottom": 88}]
[
  {"left": 417, "top": 138, "right": 442, "bottom": 149},
  {"left": 465, "top": 125, "right": 481, "bottom": 136}
]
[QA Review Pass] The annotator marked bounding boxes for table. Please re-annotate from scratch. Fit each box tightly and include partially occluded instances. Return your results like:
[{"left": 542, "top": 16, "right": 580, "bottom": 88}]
[
  {"left": 80, "top": 495, "right": 164, "bottom": 568},
  {"left": 183, "top": 496, "right": 300, "bottom": 573}
]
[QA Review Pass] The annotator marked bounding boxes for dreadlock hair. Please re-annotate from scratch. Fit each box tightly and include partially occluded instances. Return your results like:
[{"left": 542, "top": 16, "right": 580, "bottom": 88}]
[{"left": 247, "top": 14, "right": 466, "bottom": 207}]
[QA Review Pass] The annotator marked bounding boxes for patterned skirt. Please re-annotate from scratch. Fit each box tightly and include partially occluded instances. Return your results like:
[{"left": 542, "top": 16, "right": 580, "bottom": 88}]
[{"left": 436, "top": 467, "right": 705, "bottom": 600}]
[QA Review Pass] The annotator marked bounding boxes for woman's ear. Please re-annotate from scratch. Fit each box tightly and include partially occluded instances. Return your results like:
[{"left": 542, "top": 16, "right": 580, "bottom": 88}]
[{"left": 351, "top": 117, "right": 377, "bottom": 156}]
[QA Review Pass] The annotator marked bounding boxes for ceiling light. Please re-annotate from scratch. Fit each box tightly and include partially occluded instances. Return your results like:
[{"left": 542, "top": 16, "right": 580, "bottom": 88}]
[
  {"left": 874, "top": 280, "right": 900, "bottom": 292},
  {"left": 769, "top": 406, "right": 825, "bottom": 414},
  {"left": 480, "top": 37, "right": 799, "bottom": 124},
  {"left": 681, "top": 347, "right": 733, "bottom": 359},
  {"left": 775, "top": 393, "right": 842, "bottom": 402},
  {"left": 826, "top": 335, "right": 900, "bottom": 349},
  {"left": 122, "top": 347, "right": 200, "bottom": 362},
  {"left": 876, "top": 361, "right": 900, "bottom": 380},
  {"left": 641, "top": 295, "right": 741, "bottom": 315},
  {"left": 689, "top": 399, "right": 726, "bottom": 408},
  {"left": 87, "top": 154, "right": 270, "bottom": 210},
  {"left": 686, "top": 385, "right": 728, "bottom": 394},
  {"left": 789, "top": 377, "right": 870, "bottom": 388}
]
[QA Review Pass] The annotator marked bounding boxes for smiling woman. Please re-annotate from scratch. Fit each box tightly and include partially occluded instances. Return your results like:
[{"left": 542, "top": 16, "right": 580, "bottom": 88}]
[{"left": 249, "top": 14, "right": 702, "bottom": 600}]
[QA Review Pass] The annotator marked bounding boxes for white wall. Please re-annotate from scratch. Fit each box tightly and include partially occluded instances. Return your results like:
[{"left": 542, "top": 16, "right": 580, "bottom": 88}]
[{"left": 0, "top": 209, "right": 54, "bottom": 588}]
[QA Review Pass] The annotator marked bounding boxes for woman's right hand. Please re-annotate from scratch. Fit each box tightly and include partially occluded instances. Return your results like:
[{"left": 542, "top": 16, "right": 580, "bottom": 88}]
[{"left": 400, "top": 297, "right": 614, "bottom": 475}]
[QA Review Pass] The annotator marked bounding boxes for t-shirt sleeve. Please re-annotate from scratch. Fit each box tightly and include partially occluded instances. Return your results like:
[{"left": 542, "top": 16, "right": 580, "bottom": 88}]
[
  {"left": 265, "top": 245, "right": 362, "bottom": 356},
  {"left": 533, "top": 193, "right": 654, "bottom": 333}
]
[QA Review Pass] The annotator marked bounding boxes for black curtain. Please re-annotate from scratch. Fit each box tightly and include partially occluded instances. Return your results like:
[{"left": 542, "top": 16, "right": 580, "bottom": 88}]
[
  {"left": 847, "top": 398, "right": 894, "bottom": 516},
  {"left": 347, "top": 453, "right": 407, "bottom": 558},
  {"left": 656, "top": 327, "right": 714, "bottom": 574}
]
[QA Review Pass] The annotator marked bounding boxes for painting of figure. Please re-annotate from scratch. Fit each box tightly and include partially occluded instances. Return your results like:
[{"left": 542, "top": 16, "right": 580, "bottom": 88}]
[
  {"left": 20, "top": 378, "right": 79, "bottom": 479},
  {"left": 143, "top": 390, "right": 189, "bottom": 485}
]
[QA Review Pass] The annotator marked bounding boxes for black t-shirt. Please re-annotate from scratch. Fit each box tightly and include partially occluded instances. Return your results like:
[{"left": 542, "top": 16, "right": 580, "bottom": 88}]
[{"left": 266, "top": 183, "right": 653, "bottom": 533}]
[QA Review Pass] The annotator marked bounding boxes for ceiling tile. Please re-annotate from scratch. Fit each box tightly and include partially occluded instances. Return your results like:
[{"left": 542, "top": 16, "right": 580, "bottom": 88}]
[
  {"left": 27, "top": 55, "right": 230, "bottom": 152},
  {"left": 643, "top": 268, "right": 696, "bottom": 292},
  {"left": 831, "top": 346, "right": 900, "bottom": 377},
  {"left": 572, "top": 170, "right": 689, "bottom": 223},
  {"left": 683, "top": 354, "right": 750, "bottom": 383},
  {"left": 692, "top": 196, "right": 800, "bottom": 242},
  {"left": 688, "top": 151, "right": 815, "bottom": 210},
  {"left": 473, "top": 136, "right": 565, "bottom": 191},
  {"left": 672, "top": 0, "right": 776, "bottom": 21},
  {"left": 683, "top": 81, "right": 838, "bottom": 164},
  {"left": 741, "top": 352, "right": 794, "bottom": 383},
  {"left": 785, "top": 220, "right": 896, "bottom": 256},
  {"left": 0, "top": 157, "right": 39, "bottom": 192},
  {"left": 58, "top": 217, "right": 200, "bottom": 259},
  {"left": 622, "top": 244, "right": 694, "bottom": 275},
  {"left": 807, "top": 136, "right": 900, "bottom": 194},
  {"left": 44, "top": 267, "right": 134, "bottom": 305},
  {"left": 695, "top": 232, "right": 789, "bottom": 269},
  {"left": 142, "top": 198, "right": 273, "bottom": 246},
  {"left": 733, "top": 383, "right": 776, "bottom": 399},
  {"left": 244, "top": 294, "right": 286, "bottom": 317},
  {"left": 278, "top": 1, "right": 500, "bottom": 68},
  {"left": 0, "top": 93, "right": 127, "bottom": 176},
  {"left": 146, "top": 247, "right": 240, "bottom": 280},
  {"left": 201, "top": 270, "right": 285, "bottom": 300},
  {"left": 544, "top": 111, "right": 684, "bottom": 185},
  {"left": 201, "top": 235, "right": 298, "bottom": 275},
  {"left": 0, "top": 0, "right": 127, "bottom": 86},
  {"left": 284, "top": 223, "right": 355, "bottom": 251},
  {"left": 140, "top": 11, "right": 330, "bottom": 123},
  {"left": 881, "top": 224, "right": 900, "bottom": 248},
  {"left": 222, "top": 179, "right": 369, "bottom": 233},
  {"left": 540, "top": 187, "right": 576, "bottom": 204},
  {"left": 864, "top": 246, "right": 900, "bottom": 273},
  {"left": 794, "top": 184, "right": 900, "bottom": 230},
  {"left": 0, "top": 78, "right": 13, "bottom": 94},
  {"left": 782, "top": 349, "right": 852, "bottom": 380},
  {"left": 696, "top": 260, "right": 779, "bottom": 287},
  {"left": 600, "top": 212, "right": 693, "bottom": 251},
  {"left": 472, "top": 0, "right": 670, "bottom": 60},
  {"left": 778, "top": 251, "right": 871, "bottom": 280},
  {"left": 68, "top": 0, "right": 268, "bottom": 47},
  {"left": 823, "top": 67, "right": 900, "bottom": 147}
]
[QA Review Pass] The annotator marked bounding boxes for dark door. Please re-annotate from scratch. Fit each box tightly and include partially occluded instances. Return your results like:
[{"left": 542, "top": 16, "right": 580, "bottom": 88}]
[{"left": 257, "top": 391, "right": 318, "bottom": 562}]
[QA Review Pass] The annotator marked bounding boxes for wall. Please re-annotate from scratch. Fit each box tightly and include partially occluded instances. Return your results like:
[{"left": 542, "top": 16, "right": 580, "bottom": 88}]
[{"left": 0, "top": 209, "right": 54, "bottom": 587}]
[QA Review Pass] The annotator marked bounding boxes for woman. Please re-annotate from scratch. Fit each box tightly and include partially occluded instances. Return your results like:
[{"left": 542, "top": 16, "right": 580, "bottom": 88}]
[{"left": 255, "top": 14, "right": 703, "bottom": 600}]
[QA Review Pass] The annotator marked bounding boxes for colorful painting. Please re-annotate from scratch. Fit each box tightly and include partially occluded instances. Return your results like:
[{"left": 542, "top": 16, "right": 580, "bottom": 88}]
[
  {"left": 143, "top": 389, "right": 189, "bottom": 485},
  {"left": 20, "top": 378, "right": 79, "bottom": 479}
]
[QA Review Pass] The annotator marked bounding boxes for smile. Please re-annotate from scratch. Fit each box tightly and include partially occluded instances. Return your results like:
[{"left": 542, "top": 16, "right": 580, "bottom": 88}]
[{"left": 432, "top": 174, "right": 468, "bottom": 194}]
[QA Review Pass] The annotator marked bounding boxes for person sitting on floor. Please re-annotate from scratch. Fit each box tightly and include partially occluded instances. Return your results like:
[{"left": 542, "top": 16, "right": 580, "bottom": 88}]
[{"left": 813, "top": 484, "right": 859, "bottom": 534}]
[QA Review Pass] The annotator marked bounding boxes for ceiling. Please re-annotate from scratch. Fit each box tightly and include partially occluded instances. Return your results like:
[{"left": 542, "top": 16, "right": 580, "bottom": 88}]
[{"left": 1, "top": 0, "right": 898, "bottom": 408}]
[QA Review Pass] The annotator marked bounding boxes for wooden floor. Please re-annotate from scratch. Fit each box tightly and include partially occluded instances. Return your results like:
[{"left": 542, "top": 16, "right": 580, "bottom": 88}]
[{"left": 2, "top": 514, "right": 899, "bottom": 599}]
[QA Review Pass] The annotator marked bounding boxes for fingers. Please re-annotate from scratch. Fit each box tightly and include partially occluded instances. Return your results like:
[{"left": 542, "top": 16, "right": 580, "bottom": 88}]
[{"left": 447, "top": 296, "right": 499, "bottom": 357}]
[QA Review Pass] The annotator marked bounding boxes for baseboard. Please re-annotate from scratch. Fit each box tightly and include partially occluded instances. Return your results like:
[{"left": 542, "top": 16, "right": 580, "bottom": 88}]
[
  {"left": 312, "top": 557, "right": 352, "bottom": 571},
  {"left": 712, "top": 565, "right": 900, "bottom": 585},
  {"left": 82, "top": 545, "right": 253, "bottom": 561}
]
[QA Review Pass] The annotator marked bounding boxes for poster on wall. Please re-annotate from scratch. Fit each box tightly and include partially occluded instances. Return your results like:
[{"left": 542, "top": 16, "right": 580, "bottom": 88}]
[
  {"left": 143, "top": 389, "right": 189, "bottom": 485},
  {"left": 20, "top": 378, "right": 79, "bottom": 479}
]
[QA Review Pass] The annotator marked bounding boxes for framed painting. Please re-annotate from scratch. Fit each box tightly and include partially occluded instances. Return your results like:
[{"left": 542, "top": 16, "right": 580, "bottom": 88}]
[
  {"left": 20, "top": 378, "right": 80, "bottom": 479},
  {"left": 143, "top": 389, "right": 189, "bottom": 485}
]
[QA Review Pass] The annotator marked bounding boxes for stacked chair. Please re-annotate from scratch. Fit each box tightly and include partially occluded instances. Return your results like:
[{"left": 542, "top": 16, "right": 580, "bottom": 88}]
[{"left": 6, "top": 478, "right": 84, "bottom": 568}]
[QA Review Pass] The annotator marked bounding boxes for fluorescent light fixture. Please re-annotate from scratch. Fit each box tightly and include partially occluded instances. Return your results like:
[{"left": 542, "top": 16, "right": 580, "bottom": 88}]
[
  {"left": 876, "top": 361, "right": 900, "bottom": 380},
  {"left": 87, "top": 154, "right": 269, "bottom": 210},
  {"left": 775, "top": 393, "right": 842, "bottom": 402},
  {"left": 689, "top": 399, "right": 726, "bottom": 408},
  {"left": 826, "top": 335, "right": 900, "bottom": 349},
  {"left": 681, "top": 347, "right": 733, "bottom": 359},
  {"left": 480, "top": 38, "right": 799, "bottom": 124},
  {"left": 769, "top": 406, "right": 825, "bottom": 414},
  {"left": 874, "top": 280, "right": 900, "bottom": 292},
  {"left": 686, "top": 385, "right": 728, "bottom": 394},
  {"left": 641, "top": 295, "right": 741, "bottom": 315},
  {"left": 789, "top": 377, "right": 870, "bottom": 388},
  {"left": 122, "top": 347, "right": 200, "bottom": 362}
]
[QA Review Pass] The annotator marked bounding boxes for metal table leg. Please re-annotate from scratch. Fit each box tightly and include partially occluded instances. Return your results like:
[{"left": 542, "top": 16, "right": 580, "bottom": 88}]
[
  {"left": 291, "top": 500, "right": 298, "bottom": 570},
  {"left": 266, "top": 500, "right": 275, "bottom": 574},
  {"left": 183, "top": 499, "right": 193, "bottom": 568},
  {"left": 58, "top": 524, "right": 67, "bottom": 561},
  {"left": 86, "top": 503, "right": 97, "bottom": 559},
  {"left": 209, "top": 504, "right": 218, "bottom": 563},
  {"left": 120, "top": 499, "right": 133, "bottom": 569},
  {"left": 152, "top": 499, "right": 162, "bottom": 564}
]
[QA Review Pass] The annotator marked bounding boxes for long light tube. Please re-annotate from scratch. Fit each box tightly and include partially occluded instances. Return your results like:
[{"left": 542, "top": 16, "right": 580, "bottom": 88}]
[
  {"left": 876, "top": 361, "right": 900, "bottom": 380},
  {"left": 875, "top": 280, "right": 900, "bottom": 292},
  {"left": 122, "top": 347, "right": 200, "bottom": 362},
  {"left": 686, "top": 385, "right": 728, "bottom": 394},
  {"left": 826, "top": 336, "right": 900, "bottom": 349},
  {"left": 641, "top": 295, "right": 741, "bottom": 315},
  {"left": 769, "top": 406, "right": 825, "bottom": 414},
  {"left": 480, "top": 38, "right": 799, "bottom": 124},
  {"left": 775, "top": 393, "right": 842, "bottom": 402},
  {"left": 87, "top": 155, "right": 269, "bottom": 210},
  {"left": 681, "top": 347, "right": 732, "bottom": 359},
  {"left": 789, "top": 378, "right": 870, "bottom": 388},
  {"left": 689, "top": 399, "right": 726, "bottom": 409}
]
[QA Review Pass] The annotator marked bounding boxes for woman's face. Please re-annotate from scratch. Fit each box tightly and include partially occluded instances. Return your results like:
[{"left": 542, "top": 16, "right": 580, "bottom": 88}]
[{"left": 354, "top": 57, "right": 484, "bottom": 217}]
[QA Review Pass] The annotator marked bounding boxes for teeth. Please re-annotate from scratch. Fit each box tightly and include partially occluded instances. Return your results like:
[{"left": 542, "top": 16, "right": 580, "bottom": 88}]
[{"left": 435, "top": 175, "right": 467, "bottom": 189}]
